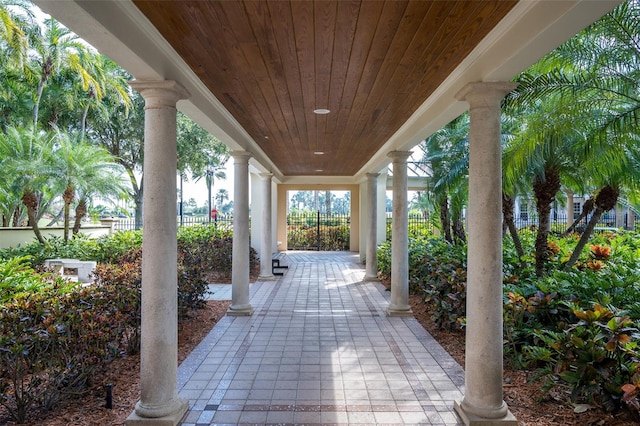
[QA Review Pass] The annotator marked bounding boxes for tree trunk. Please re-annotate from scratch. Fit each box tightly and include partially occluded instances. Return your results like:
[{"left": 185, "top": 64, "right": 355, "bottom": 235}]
[
  {"left": 73, "top": 199, "right": 87, "bottom": 234},
  {"left": 564, "top": 198, "right": 594, "bottom": 236},
  {"left": 439, "top": 198, "right": 452, "bottom": 243},
  {"left": 46, "top": 208, "right": 64, "bottom": 226},
  {"left": 134, "top": 192, "right": 143, "bottom": 230},
  {"left": 22, "top": 190, "right": 46, "bottom": 244},
  {"left": 533, "top": 168, "right": 561, "bottom": 277},
  {"left": 11, "top": 206, "right": 22, "bottom": 227},
  {"left": 503, "top": 193, "right": 525, "bottom": 268},
  {"left": 563, "top": 207, "right": 603, "bottom": 271},
  {"left": 452, "top": 217, "right": 466, "bottom": 243},
  {"left": 62, "top": 186, "right": 74, "bottom": 242},
  {"left": 33, "top": 57, "right": 52, "bottom": 127},
  {"left": 325, "top": 190, "right": 331, "bottom": 216},
  {"left": 564, "top": 185, "right": 619, "bottom": 271},
  {"left": 80, "top": 88, "right": 95, "bottom": 138},
  {"left": 126, "top": 170, "right": 143, "bottom": 230}
]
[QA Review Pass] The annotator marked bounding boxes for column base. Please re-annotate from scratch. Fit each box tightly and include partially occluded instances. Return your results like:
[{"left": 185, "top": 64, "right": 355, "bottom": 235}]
[
  {"left": 258, "top": 274, "right": 276, "bottom": 281},
  {"left": 227, "top": 304, "right": 254, "bottom": 316},
  {"left": 363, "top": 274, "right": 380, "bottom": 282},
  {"left": 126, "top": 398, "right": 188, "bottom": 425},
  {"left": 454, "top": 401, "right": 517, "bottom": 426},
  {"left": 386, "top": 304, "right": 413, "bottom": 317}
]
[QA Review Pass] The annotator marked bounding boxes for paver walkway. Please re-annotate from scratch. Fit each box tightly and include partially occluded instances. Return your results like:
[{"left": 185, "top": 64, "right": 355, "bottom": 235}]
[{"left": 179, "top": 251, "right": 465, "bottom": 425}]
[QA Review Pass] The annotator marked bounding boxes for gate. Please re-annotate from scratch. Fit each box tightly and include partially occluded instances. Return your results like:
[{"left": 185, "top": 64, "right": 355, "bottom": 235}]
[{"left": 287, "top": 211, "right": 350, "bottom": 251}]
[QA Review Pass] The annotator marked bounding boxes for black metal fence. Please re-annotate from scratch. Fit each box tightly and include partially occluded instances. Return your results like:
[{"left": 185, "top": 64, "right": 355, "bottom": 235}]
[
  {"left": 384, "top": 211, "right": 636, "bottom": 241},
  {"left": 112, "top": 215, "right": 234, "bottom": 231},
  {"left": 385, "top": 215, "right": 434, "bottom": 240},
  {"left": 513, "top": 212, "right": 636, "bottom": 233},
  {"left": 287, "top": 211, "right": 350, "bottom": 251}
]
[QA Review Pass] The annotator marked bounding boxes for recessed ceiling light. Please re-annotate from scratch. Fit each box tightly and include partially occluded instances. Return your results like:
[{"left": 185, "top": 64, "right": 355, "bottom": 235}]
[
  {"left": 313, "top": 151, "right": 325, "bottom": 155},
  {"left": 264, "top": 136, "right": 269, "bottom": 139},
  {"left": 315, "top": 169, "right": 324, "bottom": 172},
  {"left": 313, "top": 109, "right": 330, "bottom": 114}
]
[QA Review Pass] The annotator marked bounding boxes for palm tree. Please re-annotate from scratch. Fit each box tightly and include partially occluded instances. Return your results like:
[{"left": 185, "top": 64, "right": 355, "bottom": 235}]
[
  {"left": 215, "top": 188, "right": 229, "bottom": 209},
  {"left": 0, "top": 2, "right": 32, "bottom": 129},
  {"left": 505, "top": 0, "right": 640, "bottom": 274},
  {"left": 50, "top": 130, "right": 129, "bottom": 241},
  {"left": 27, "top": 17, "right": 97, "bottom": 128},
  {"left": 0, "top": 126, "right": 52, "bottom": 243},
  {"left": 72, "top": 167, "right": 130, "bottom": 235},
  {"left": 200, "top": 163, "right": 226, "bottom": 223},
  {"left": 417, "top": 114, "right": 470, "bottom": 244}
]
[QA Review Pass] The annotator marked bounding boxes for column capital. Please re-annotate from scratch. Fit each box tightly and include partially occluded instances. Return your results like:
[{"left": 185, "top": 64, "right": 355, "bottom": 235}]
[
  {"left": 387, "top": 150, "right": 412, "bottom": 163},
  {"left": 365, "top": 172, "right": 380, "bottom": 180},
  {"left": 231, "top": 151, "right": 252, "bottom": 163},
  {"left": 129, "top": 80, "right": 190, "bottom": 107},
  {"left": 455, "top": 81, "right": 518, "bottom": 106},
  {"left": 258, "top": 172, "right": 273, "bottom": 180}
]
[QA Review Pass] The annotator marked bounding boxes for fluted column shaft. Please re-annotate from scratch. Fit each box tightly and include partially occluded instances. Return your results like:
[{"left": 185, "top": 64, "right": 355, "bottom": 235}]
[
  {"left": 128, "top": 80, "right": 189, "bottom": 423},
  {"left": 228, "top": 151, "right": 253, "bottom": 316},
  {"left": 387, "top": 151, "right": 413, "bottom": 317}
]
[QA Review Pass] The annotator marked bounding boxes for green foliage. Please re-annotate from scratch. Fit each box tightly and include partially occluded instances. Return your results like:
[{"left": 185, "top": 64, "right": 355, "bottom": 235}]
[
  {"left": 378, "top": 236, "right": 467, "bottom": 330},
  {"left": 0, "top": 276, "right": 138, "bottom": 423},
  {"left": 0, "top": 231, "right": 143, "bottom": 266},
  {"left": 287, "top": 224, "right": 350, "bottom": 251},
  {"left": 0, "top": 225, "right": 256, "bottom": 422},
  {"left": 0, "top": 256, "right": 77, "bottom": 303},
  {"left": 381, "top": 229, "right": 640, "bottom": 417},
  {"left": 523, "top": 304, "right": 640, "bottom": 414}
]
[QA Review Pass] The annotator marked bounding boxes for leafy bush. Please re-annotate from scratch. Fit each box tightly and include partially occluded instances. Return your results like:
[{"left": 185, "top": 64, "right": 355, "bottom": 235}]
[
  {"left": 0, "top": 224, "right": 255, "bottom": 423},
  {"left": 287, "top": 224, "right": 349, "bottom": 250},
  {"left": 524, "top": 304, "right": 640, "bottom": 416},
  {"left": 378, "top": 236, "right": 467, "bottom": 330},
  {"left": 0, "top": 231, "right": 143, "bottom": 267},
  {"left": 0, "top": 268, "right": 138, "bottom": 423}
]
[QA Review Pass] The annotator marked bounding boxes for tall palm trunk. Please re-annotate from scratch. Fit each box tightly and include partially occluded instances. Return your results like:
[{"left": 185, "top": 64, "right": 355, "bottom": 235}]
[
  {"left": 564, "top": 198, "right": 594, "bottom": 236},
  {"left": 533, "top": 168, "right": 561, "bottom": 277},
  {"left": 452, "top": 216, "right": 466, "bottom": 243},
  {"left": 33, "top": 57, "right": 53, "bottom": 127},
  {"left": 503, "top": 193, "right": 525, "bottom": 269},
  {"left": 62, "top": 186, "right": 74, "bottom": 242},
  {"left": 22, "top": 190, "right": 45, "bottom": 244},
  {"left": 11, "top": 206, "right": 21, "bottom": 227},
  {"left": 439, "top": 198, "right": 452, "bottom": 243},
  {"left": 73, "top": 198, "right": 87, "bottom": 234},
  {"left": 564, "top": 185, "right": 619, "bottom": 270},
  {"left": 80, "top": 87, "right": 96, "bottom": 138}
]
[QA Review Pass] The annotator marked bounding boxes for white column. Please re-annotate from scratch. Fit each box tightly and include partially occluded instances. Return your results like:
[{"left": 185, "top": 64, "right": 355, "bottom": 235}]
[
  {"left": 364, "top": 173, "right": 380, "bottom": 281},
  {"left": 454, "top": 82, "right": 517, "bottom": 425},
  {"left": 258, "top": 173, "right": 275, "bottom": 280},
  {"left": 228, "top": 151, "right": 253, "bottom": 316},
  {"left": 387, "top": 151, "right": 413, "bottom": 317},
  {"left": 127, "top": 80, "right": 189, "bottom": 424}
]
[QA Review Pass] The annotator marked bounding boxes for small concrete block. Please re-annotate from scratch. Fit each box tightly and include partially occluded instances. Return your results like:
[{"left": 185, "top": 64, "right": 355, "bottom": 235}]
[{"left": 454, "top": 401, "right": 518, "bottom": 426}]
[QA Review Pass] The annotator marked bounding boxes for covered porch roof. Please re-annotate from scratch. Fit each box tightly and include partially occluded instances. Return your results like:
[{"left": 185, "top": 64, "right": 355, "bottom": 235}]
[{"left": 33, "top": 0, "right": 619, "bottom": 184}]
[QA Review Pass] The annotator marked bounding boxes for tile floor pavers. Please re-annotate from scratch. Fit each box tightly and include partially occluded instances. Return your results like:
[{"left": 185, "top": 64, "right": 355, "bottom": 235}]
[{"left": 178, "top": 251, "right": 465, "bottom": 425}]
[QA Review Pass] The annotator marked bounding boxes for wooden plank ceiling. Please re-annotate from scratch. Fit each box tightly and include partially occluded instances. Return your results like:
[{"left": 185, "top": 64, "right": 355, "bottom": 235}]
[{"left": 133, "top": 0, "right": 517, "bottom": 177}]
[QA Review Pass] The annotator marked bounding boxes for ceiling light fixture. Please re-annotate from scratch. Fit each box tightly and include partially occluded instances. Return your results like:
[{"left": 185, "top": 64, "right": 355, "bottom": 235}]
[
  {"left": 313, "top": 151, "right": 325, "bottom": 155},
  {"left": 313, "top": 108, "right": 330, "bottom": 115},
  {"left": 315, "top": 169, "right": 324, "bottom": 172}
]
